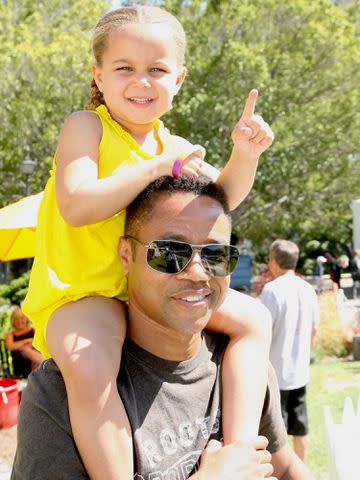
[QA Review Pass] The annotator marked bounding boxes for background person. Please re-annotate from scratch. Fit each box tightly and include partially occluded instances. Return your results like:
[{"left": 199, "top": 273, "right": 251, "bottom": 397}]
[
  {"left": 345, "top": 244, "right": 360, "bottom": 297},
  {"left": 261, "top": 239, "right": 319, "bottom": 463},
  {"left": 314, "top": 255, "right": 327, "bottom": 294},
  {"left": 325, "top": 252, "right": 343, "bottom": 290},
  {"left": 4, "top": 306, "right": 44, "bottom": 378},
  {"left": 12, "top": 175, "right": 313, "bottom": 480}
]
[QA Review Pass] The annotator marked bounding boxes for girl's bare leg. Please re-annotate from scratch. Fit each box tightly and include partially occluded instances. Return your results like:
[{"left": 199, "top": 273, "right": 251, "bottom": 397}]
[
  {"left": 206, "top": 289, "right": 272, "bottom": 443},
  {"left": 46, "top": 296, "right": 132, "bottom": 480}
]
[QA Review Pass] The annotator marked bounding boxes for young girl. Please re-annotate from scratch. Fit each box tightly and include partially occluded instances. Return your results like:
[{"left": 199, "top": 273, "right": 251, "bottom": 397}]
[{"left": 23, "top": 5, "right": 274, "bottom": 479}]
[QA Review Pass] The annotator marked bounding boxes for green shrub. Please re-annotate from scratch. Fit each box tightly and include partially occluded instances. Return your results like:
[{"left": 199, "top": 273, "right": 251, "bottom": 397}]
[
  {"left": 0, "top": 271, "right": 30, "bottom": 305},
  {"left": 0, "top": 271, "right": 30, "bottom": 338},
  {"left": 0, "top": 305, "right": 12, "bottom": 339}
]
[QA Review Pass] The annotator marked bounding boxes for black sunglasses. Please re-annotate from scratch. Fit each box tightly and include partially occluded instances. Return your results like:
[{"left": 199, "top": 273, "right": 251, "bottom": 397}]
[{"left": 126, "top": 237, "right": 239, "bottom": 277}]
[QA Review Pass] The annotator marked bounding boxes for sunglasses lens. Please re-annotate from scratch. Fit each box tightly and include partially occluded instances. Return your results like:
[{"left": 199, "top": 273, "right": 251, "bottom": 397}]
[
  {"left": 202, "top": 245, "right": 239, "bottom": 276},
  {"left": 147, "top": 241, "right": 192, "bottom": 273},
  {"left": 146, "top": 241, "right": 239, "bottom": 277}
]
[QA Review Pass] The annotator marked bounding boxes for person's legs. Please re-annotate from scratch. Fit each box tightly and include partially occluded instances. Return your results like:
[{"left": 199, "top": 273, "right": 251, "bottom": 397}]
[
  {"left": 46, "top": 296, "right": 132, "bottom": 480},
  {"left": 286, "top": 386, "right": 309, "bottom": 463},
  {"left": 279, "top": 390, "right": 289, "bottom": 430},
  {"left": 293, "top": 434, "right": 309, "bottom": 463}
]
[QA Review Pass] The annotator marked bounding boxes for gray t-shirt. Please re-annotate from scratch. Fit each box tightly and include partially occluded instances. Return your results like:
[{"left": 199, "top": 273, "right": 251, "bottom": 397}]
[{"left": 11, "top": 333, "right": 287, "bottom": 480}]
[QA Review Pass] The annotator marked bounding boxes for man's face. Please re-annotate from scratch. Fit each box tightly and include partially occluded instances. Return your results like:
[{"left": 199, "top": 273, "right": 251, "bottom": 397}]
[{"left": 120, "top": 192, "right": 231, "bottom": 337}]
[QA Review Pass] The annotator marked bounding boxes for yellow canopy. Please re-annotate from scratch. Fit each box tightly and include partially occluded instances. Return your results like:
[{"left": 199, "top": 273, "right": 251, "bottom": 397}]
[{"left": 0, "top": 192, "right": 43, "bottom": 261}]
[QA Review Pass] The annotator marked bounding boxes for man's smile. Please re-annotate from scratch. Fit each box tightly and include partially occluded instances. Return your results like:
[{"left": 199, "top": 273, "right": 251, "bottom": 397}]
[{"left": 171, "top": 287, "right": 212, "bottom": 306}]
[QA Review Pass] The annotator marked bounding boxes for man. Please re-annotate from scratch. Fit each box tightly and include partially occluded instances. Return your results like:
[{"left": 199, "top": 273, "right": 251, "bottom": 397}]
[
  {"left": 12, "top": 176, "right": 313, "bottom": 479},
  {"left": 261, "top": 239, "right": 319, "bottom": 463}
]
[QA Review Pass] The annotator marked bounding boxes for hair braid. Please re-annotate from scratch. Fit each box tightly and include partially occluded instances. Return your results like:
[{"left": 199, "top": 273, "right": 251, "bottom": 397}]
[{"left": 85, "top": 79, "right": 104, "bottom": 111}]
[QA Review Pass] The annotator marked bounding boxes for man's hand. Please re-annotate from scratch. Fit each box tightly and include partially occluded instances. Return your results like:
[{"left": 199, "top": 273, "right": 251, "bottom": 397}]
[
  {"left": 232, "top": 89, "right": 274, "bottom": 160},
  {"left": 197, "top": 436, "right": 276, "bottom": 480}
]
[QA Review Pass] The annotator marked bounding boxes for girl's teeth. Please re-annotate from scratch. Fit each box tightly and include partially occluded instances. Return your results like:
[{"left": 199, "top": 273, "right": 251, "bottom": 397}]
[{"left": 130, "top": 98, "right": 151, "bottom": 103}]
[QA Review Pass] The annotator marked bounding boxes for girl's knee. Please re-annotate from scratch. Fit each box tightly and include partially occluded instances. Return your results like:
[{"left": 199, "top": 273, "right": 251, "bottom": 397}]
[{"left": 46, "top": 297, "right": 125, "bottom": 391}]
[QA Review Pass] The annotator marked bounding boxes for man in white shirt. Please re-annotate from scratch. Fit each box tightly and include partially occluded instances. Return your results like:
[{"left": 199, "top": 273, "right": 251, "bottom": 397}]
[{"left": 261, "top": 239, "right": 319, "bottom": 463}]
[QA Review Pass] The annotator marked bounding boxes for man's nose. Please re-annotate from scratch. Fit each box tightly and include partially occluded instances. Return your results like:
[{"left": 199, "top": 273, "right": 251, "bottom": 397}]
[{"left": 177, "top": 252, "right": 210, "bottom": 281}]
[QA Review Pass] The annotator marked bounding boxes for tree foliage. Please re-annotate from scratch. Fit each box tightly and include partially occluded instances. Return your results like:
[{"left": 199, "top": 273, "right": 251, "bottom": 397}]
[
  {"left": 161, "top": 0, "right": 360, "bottom": 255},
  {"left": 0, "top": 0, "right": 107, "bottom": 203},
  {"left": 0, "top": 0, "right": 359, "bottom": 260},
  {"left": 0, "top": 270, "right": 30, "bottom": 306}
]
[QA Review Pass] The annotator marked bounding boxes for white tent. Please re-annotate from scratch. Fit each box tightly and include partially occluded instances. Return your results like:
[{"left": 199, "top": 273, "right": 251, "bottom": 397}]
[{"left": 352, "top": 199, "right": 360, "bottom": 249}]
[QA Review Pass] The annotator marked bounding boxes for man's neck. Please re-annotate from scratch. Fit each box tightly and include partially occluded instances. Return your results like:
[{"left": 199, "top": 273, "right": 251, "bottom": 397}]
[
  {"left": 127, "top": 303, "right": 202, "bottom": 361},
  {"left": 274, "top": 268, "right": 295, "bottom": 278}
]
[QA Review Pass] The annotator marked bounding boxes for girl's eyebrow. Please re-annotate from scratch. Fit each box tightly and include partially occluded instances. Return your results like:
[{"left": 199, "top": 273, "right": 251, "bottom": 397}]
[
  {"left": 112, "top": 58, "right": 130, "bottom": 64},
  {"left": 112, "top": 58, "right": 170, "bottom": 66}
]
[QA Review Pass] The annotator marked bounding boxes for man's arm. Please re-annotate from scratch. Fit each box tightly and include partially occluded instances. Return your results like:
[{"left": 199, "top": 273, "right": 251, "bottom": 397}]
[
  {"left": 272, "top": 444, "right": 314, "bottom": 480},
  {"left": 311, "top": 292, "right": 320, "bottom": 349}
]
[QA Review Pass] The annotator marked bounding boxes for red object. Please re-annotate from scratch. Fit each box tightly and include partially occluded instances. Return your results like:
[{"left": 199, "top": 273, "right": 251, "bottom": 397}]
[{"left": 0, "top": 378, "right": 21, "bottom": 429}]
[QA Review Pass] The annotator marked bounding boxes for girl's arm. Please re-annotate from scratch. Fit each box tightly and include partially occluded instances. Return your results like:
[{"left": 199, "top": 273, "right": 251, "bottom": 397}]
[
  {"left": 55, "top": 112, "right": 203, "bottom": 227},
  {"left": 4, "top": 332, "right": 32, "bottom": 351},
  {"left": 206, "top": 289, "right": 272, "bottom": 443},
  {"left": 216, "top": 90, "right": 274, "bottom": 211}
]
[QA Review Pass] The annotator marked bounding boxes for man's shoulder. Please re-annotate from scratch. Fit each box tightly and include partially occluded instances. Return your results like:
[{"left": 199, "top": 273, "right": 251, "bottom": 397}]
[
  {"left": 12, "top": 360, "right": 88, "bottom": 479},
  {"left": 294, "top": 275, "right": 318, "bottom": 298},
  {"left": 262, "top": 277, "right": 281, "bottom": 296},
  {"left": 265, "top": 274, "right": 314, "bottom": 293},
  {"left": 22, "top": 359, "right": 68, "bottom": 414},
  {"left": 27, "top": 359, "right": 63, "bottom": 385}
]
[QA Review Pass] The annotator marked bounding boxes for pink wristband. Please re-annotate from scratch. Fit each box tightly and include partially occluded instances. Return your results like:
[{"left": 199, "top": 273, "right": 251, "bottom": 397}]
[{"left": 172, "top": 159, "right": 183, "bottom": 178}]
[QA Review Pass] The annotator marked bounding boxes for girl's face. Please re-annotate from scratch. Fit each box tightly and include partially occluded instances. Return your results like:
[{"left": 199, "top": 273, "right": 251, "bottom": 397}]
[{"left": 92, "top": 22, "right": 186, "bottom": 134}]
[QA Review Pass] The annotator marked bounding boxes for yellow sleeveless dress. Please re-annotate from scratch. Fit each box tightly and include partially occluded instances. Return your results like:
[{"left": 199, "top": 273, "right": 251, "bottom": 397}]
[{"left": 22, "top": 104, "right": 172, "bottom": 358}]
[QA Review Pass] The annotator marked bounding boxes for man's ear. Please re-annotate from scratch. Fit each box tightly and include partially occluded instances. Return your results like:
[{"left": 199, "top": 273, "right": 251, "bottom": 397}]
[
  {"left": 91, "top": 63, "right": 104, "bottom": 92},
  {"left": 118, "top": 237, "right": 131, "bottom": 274},
  {"left": 174, "top": 66, "right": 187, "bottom": 95}
]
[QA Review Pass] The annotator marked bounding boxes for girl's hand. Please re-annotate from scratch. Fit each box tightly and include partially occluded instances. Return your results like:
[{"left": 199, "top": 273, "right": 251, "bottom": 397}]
[
  {"left": 180, "top": 144, "right": 206, "bottom": 177},
  {"left": 166, "top": 135, "right": 206, "bottom": 177},
  {"left": 232, "top": 90, "right": 274, "bottom": 160}
]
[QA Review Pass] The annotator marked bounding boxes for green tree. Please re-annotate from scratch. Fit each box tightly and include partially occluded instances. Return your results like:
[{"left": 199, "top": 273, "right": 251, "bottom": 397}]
[
  {"left": 161, "top": 0, "right": 360, "bottom": 254},
  {"left": 0, "top": 0, "right": 358, "bottom": 260},
  {"left": 0, "top": 0, "right": 107, "bottom": 204}
]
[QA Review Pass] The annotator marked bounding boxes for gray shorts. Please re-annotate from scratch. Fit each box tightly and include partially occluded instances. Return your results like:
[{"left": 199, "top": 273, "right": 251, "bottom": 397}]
[{"left": 280, "top": 386, "right": 308, "bottom": 436}]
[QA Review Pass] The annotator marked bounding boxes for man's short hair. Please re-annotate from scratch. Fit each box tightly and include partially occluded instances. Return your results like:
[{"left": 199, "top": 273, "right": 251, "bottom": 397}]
[
  {"left": 269, "top": 239, "right": 299, "bottom": 270},
  {"left": 125, "top": 175, "right": 230, "bottom": 236}
]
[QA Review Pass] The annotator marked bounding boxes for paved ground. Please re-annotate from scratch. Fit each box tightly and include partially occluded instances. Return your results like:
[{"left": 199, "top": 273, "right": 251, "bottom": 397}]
[{"left": 0, "top": 425, "right": 16, "bottom": 479}]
